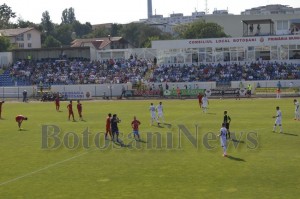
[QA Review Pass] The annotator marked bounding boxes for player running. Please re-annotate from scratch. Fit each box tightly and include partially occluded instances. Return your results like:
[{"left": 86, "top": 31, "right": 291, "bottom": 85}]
[
  {"left": 223, "top": 111, "right": 231, "bottom": 139},
  {"left": 273, "top": 106, "right": 283, "bottom": 133},
  {"left": 77, "top": 100, "right": 83, "bottom": 120},
  {"left": 131, "top": 116, "right": 141, "bottom": 141},
  {"left": 294, "top": 99, "right": 300, "bottom": 120},
  {"left": 105, "top": 113, "right": 112, "bottom": 140},
  {"left": 156, "top": 102, "right": 165, "bottom": 123},
  {"left": 218, "top": 123, "right": 228, "bottom": 157},
  {"left": 67, "top": 100, "right": 75, "bottom": 121},
  {"left": 15, "top": 115, "right": 28, "bottom": 130}
]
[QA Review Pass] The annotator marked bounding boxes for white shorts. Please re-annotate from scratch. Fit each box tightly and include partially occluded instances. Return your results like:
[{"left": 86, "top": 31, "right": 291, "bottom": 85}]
[
  {"left": 220, "top": 136, "right": 227, "bottom": 148},
  {"left": 151, "top": 112, "right": 156, "bottom": 119},
  {"left": 275, "top": 118, "right": 282, "bottom": 125},
  {"left": 158, "top": 112, "right": 163, "bottom": 117}
]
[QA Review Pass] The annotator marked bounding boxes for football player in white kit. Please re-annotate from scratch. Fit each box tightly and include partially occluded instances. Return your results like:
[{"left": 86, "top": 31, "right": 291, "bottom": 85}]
[
  {"left": 149, "top": 103, "right": 158, "bottom": 126},
  {"left": 202, "top": 94, "right": 209, "bottom": 113},
  {"left": 218, "top": 123, "right": 228, "bottom": 157},
  {"left": 273, "top": 106, "right": 283, "bottom": 133},
  {"left": 293, "top": 99, "right": 300, "bottom": 120},
  {"left": 156, "top": 102, "right": 164, "bottom": 123}
]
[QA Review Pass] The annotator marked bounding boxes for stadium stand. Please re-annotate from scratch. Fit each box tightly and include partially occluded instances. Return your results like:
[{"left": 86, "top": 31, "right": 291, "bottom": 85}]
[{"left": 1, "top": 59, "right": 300, "bottom": 87}]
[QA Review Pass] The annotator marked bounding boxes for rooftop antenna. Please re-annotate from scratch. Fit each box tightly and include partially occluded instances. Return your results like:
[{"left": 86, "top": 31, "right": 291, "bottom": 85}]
[{"left": 205, "top": 0, "right": 209, "bottom": 14}]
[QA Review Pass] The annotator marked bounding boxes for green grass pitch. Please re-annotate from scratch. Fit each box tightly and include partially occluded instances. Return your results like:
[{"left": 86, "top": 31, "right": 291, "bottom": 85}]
[{"left": 0, "top": 98, "right": 299, "bottom": 199}]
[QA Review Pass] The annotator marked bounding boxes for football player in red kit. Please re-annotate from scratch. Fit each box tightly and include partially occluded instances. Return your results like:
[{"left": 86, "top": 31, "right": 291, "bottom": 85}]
[
  {"left": 131, "top": 116, "right": 141, "bottom": 141},
  {"left": 15, "top": 115, "right": 28, "bottom": 130},
  {"left": 197, "top": 93, "right": 203, "bottom": 108},
  {"left": 55, "top": 95, "right": 60, "bottom": 111},
  {"left": 105, "top": 113, "right": 112, "bottom": 140},
  {"left": 77, "top": 100, "right": 83, "bottom": 120},
  {"left": 0, "top": 101, "right": 4, "bottom": 119},
  {"left": 67, "top": 100, "right": 75, "bottom": 121}
]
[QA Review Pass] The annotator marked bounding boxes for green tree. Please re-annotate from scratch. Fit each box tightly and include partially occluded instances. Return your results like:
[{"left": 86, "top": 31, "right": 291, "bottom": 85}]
[
  {"left": 41, "top": 11, "right": 55, "bottom": 35},
  {"left": 61, "top": 8, "right": 76, "bottom": 24},
  {"left": 121, "top": 23, "right": 166, "bottom": 48},
  {"left": 174, "top": 20, "right": 228, "bottom": 39},
  {"left": 61, "top": 9, "right": 68, "bottom": 24},
  {"left": 54, "top": 24, "right": 73, "bottom": 45},
  {"left": 16, "top": 18, "right": 39, "bottom": 29},
  {"left": 0, "top": 36, "right": 11, "bottom": 52},
  {"left": 0, "top": 3, "right": 16, "bottom": 29},
  {"left": 72, "top": 21, "right": 92, "bottom": 38},
  {"left": 85, "top": 26, "right": 110, "bottom": 38},
  {"left": 143, "top": 36, "right": 159, "bottom": 48},
  {"left": 111, "top": 23, "right": 123, "bottom": 37},
  {"left": 43, "top": 35, "right": 61, "bottom": 48}
]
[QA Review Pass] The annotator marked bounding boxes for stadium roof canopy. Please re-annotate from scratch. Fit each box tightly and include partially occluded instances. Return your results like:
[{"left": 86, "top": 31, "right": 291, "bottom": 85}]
[{"left": 242, "top": 19, "right": 274, "bottom": 37}]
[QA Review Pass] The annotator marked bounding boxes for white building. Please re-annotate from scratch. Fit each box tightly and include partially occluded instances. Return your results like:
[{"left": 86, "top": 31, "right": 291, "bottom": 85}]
[
  {"left": 241, "top": 4, "right": 300, "bottom": 15},
  {"left": 151, "top": 35, "right": 300, "bottom": 64},
  {"left": 140, "top": 4, "right": 300, "bottom": 38},
  {"left": 0, "top": 27, "right": 41, "bottom": 49}
]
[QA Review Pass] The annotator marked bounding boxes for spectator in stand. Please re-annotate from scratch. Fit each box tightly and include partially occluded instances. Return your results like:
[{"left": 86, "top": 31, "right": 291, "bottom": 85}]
[{"left": 6, "top": 59, "right": 300, "bottom": 86}]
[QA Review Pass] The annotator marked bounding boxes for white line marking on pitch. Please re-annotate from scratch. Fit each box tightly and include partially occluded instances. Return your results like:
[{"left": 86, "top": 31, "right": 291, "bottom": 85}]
[{"left": 0, "top": 149, "right": 95, "bottom": 187}]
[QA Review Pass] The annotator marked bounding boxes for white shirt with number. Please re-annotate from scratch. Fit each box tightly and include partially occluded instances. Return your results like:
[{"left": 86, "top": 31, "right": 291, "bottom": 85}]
[{"left": 275, "top": 110, "right": 282, "bottom": 124}]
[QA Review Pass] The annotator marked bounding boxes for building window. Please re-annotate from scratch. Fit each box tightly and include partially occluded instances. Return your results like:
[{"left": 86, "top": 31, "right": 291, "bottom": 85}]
[
  {"left": 28, "top": 43, "right": 32, "bottom": 48},
  {"left": 27, "top": 33, "right": 31, "bottom": 41},
  {"left": 277, "top": 20, "right": 288, "bottom": 30},
  {"left": 16, "top": 33, "right": 24, "bottom": 41},
  {"left": 18, "top": 43, "right": 24, "bottom": 48}
]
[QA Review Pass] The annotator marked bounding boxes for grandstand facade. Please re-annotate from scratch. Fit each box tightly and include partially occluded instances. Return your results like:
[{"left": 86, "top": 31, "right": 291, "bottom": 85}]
[{"left": 151, "top": 35, "right": 300, "bottom": 64}]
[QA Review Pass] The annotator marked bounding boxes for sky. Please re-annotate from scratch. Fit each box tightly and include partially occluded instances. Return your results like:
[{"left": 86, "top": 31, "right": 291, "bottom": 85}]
[{"left": 5, "top": 0, "right": 300, "bottom": 25}]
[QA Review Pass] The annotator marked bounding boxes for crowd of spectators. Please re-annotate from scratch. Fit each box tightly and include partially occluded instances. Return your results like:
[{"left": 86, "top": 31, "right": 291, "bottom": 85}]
[
  {"left": 6, "top": 59, "right": 300, "bottom": 85},
  {"left": 8, "top": 58, "right": 151, "bottom": 86},
  {"left": 151, "top": 62, "right": 300, "bottom": 83}
]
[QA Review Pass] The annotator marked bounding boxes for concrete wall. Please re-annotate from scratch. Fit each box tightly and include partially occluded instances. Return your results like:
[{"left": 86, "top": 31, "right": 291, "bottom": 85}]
[
  {"left": 50, "top": 83, "right": 132, "bottom": 98},
  {"left": 231, "top": 80, "right": 300, "bottom": 89},
  {"left": 0, "top": 86, "right": 35, "bottom": 99}
]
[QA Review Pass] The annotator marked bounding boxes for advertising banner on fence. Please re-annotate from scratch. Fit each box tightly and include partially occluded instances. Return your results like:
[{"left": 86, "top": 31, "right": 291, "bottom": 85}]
[
  {"left": 164, "top": 89, "right": 205, "bottom": 96},
  {"left": 61, "top": 91, "right": 92, "bottom": 99},
  {"left": 133, "top": 90, "right": 162, "bottom": 97},
  {"left": 205, "top": 88, "right": 240, "bottom": 97}
]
